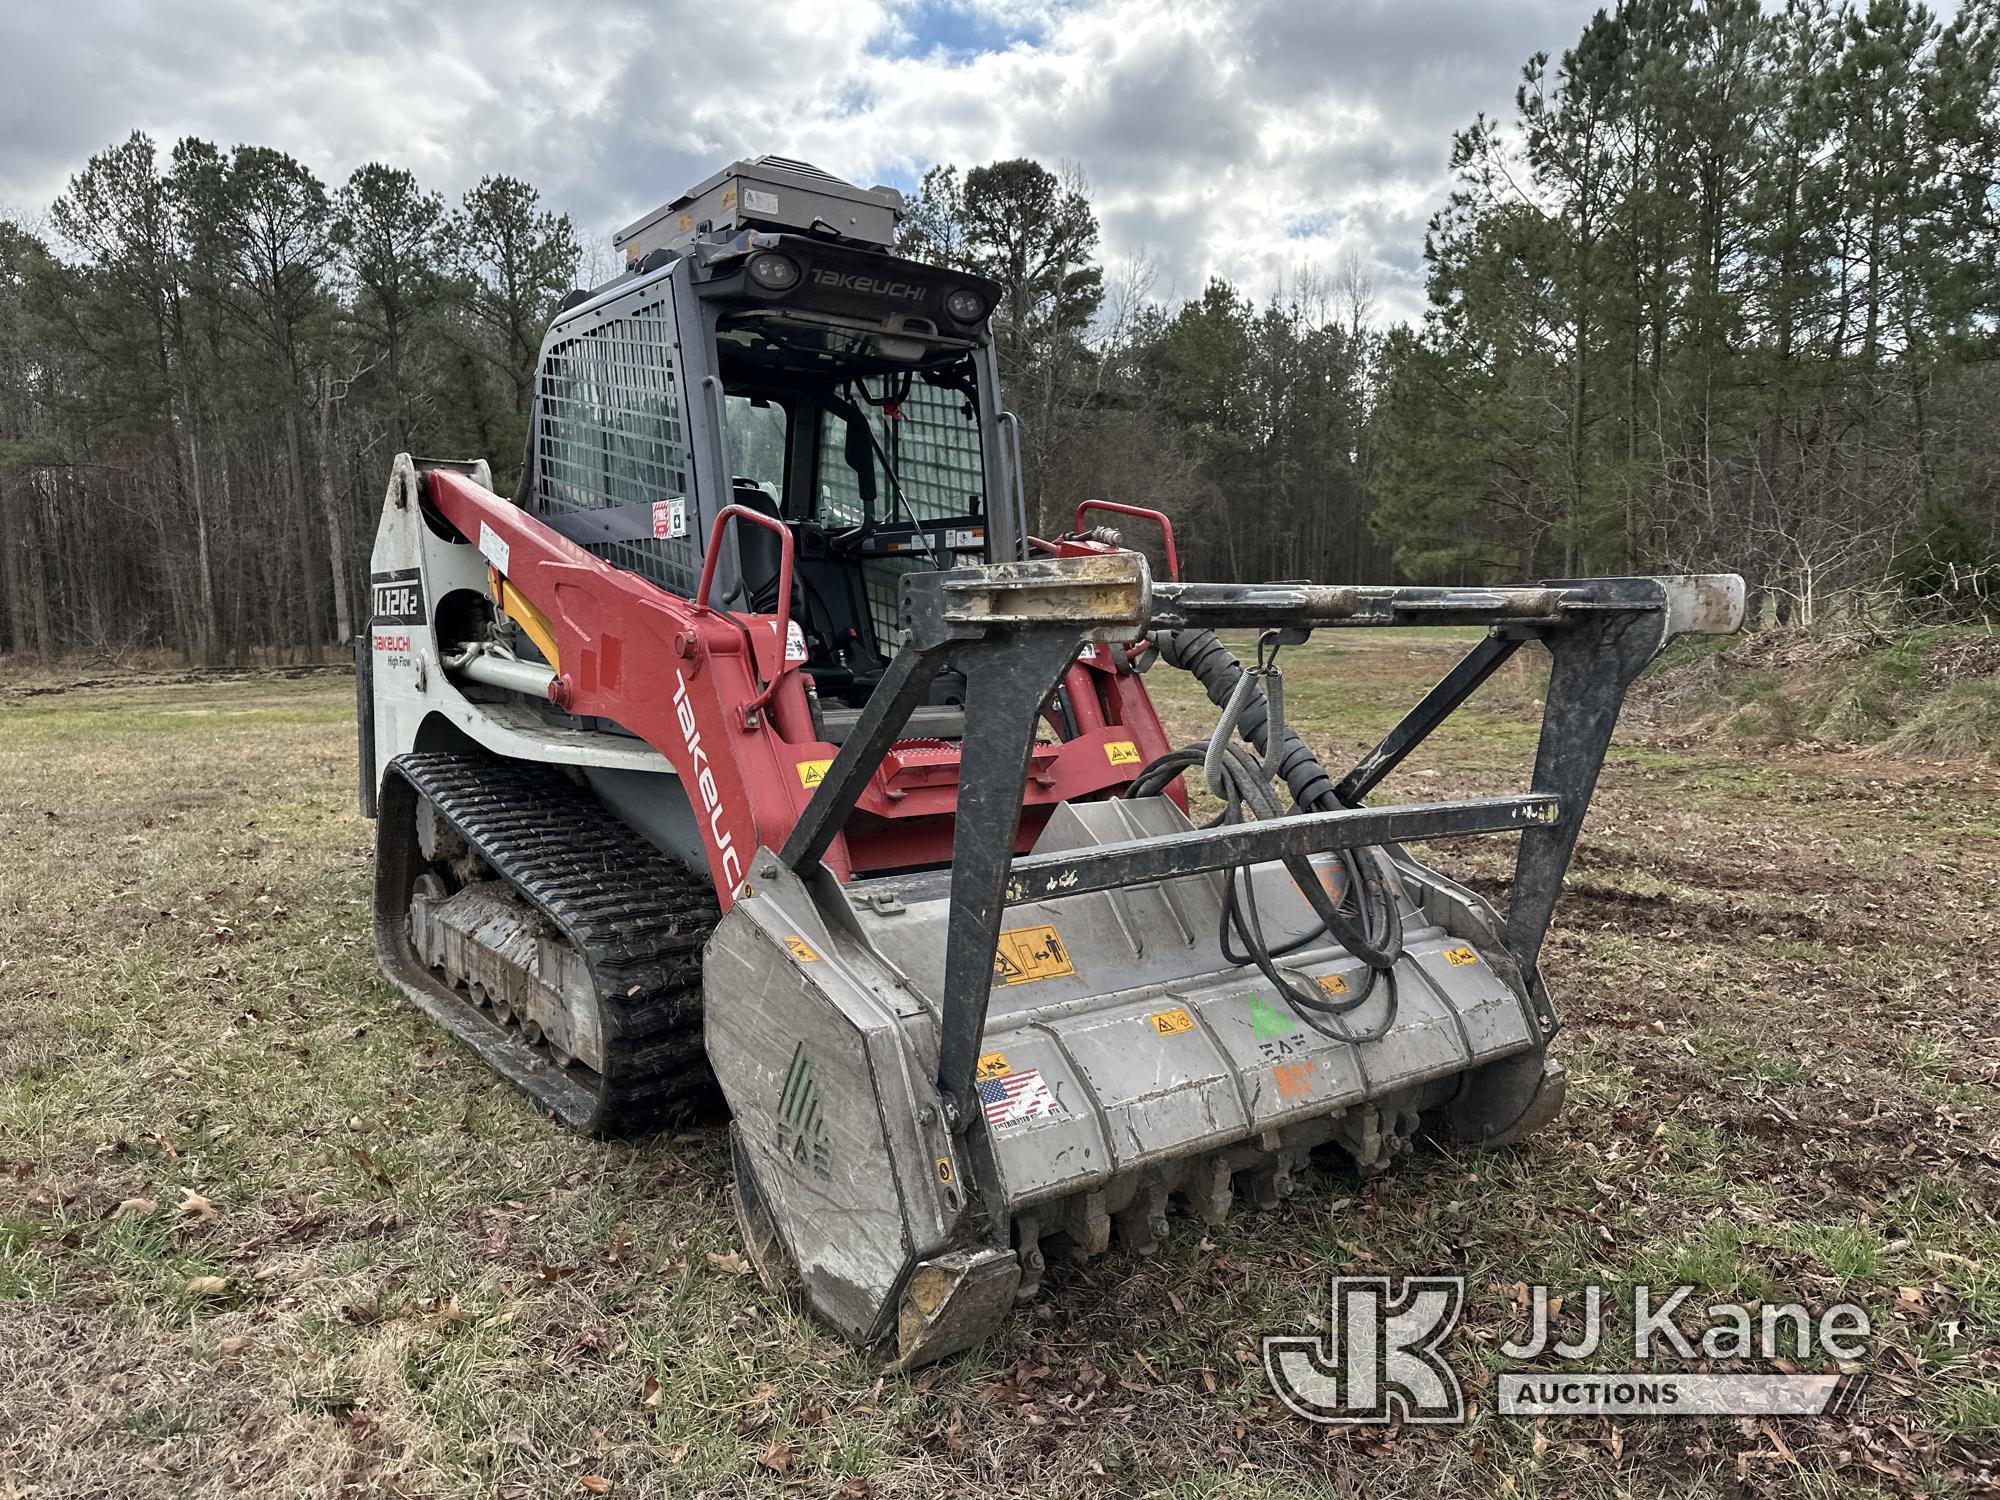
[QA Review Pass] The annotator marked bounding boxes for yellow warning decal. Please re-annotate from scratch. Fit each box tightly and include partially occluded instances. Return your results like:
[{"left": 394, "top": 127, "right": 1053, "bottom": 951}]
[
  {"left": 1443, "top": 945, "right": 1479, "bottom": 967},
  {"left": 976, "top": 1052, "right": 1011, "bottom": 1080},
  {"left": 1316, "top": 972, "right": 1350, "bottom": 996},
  {"left": 783, "top": 935, "right": 820, "bottom": 963},
  {"left": 1104, "top": 740, "right": 1142, "bottom": 766},
  {"left": 797, "top": 758, "right": 833, "bottom": 788},
  {"left": 935, "top": 1157, "right": 955, "bottom": 1186},
  {"left": 1148, "top": 1007, "right": 1195, "bottom": 1036},
  {"left": 993, "top": 925, "right": 1074, "bottom": 985}
]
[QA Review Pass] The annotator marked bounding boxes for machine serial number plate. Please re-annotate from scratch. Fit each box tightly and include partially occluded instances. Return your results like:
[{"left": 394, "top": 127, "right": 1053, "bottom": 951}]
[{"left": 993, "top": 925, "right": 1074, "bottom": 985}]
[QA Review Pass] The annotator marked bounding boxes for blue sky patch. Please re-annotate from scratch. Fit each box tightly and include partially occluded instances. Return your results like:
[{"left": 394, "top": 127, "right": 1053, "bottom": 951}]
[{"left": 875, "top": 0, "right": 1046, "bottom": 62}]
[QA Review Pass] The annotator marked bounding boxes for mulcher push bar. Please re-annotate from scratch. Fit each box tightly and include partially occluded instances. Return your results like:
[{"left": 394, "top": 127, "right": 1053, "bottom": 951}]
[
  {"left": 866, "top": 793, "right": 1561, "bottom": 908},
  {"left": 778, "top": 555, "right": 1745, "bottom": 1127}
]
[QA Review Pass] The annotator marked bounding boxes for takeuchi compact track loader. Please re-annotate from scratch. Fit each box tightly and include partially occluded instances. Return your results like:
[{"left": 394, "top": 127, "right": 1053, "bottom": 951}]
[{"left": 357, "top": 156, "right": 1744, "bottom": 1366}]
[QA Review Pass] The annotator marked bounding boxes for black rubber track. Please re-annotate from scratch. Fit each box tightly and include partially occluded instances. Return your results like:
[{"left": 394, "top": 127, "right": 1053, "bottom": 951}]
[{"left": 374, "top": 749, "right": 721, "bottom": 1135}]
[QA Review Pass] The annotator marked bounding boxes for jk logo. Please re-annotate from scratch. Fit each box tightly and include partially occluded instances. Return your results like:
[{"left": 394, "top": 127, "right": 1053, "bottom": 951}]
[{"left": 1263, "top": 1275, "right": 1466, "bottom": 1424}]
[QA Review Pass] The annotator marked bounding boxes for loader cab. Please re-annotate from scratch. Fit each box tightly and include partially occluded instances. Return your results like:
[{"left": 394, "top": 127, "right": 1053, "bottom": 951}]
[
  {"left": 703, "top": 300, "right": 1006, "bottom": 711},
  {"left": 521, "top": 165, "right": 1013, "bottom": 728}
]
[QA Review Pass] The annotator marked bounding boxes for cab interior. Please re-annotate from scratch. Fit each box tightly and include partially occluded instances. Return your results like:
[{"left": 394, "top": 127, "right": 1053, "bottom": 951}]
[{"left": 714, "top": 323, "right": 992, "bottom": 737}]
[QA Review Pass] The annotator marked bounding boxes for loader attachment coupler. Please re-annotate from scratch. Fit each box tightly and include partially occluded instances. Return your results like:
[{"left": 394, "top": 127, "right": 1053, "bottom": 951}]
[{"left": 704, "top": 555, "right": 1742, "bottom": 1365}]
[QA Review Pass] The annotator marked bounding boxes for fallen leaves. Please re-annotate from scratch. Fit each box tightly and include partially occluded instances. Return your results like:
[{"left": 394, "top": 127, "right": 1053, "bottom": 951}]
[
  {"left": 113, "top": 1196, "right": 157, "bottom": 1219},
  {"left": 578, "top": 1476, "right": 613, "bottom": 1495},
  {"left": 755, "top": 1439, "right": 796, "bottom": 1475},
  {"left": 705, "top": 1249, "right": 750, "bottom": 1276},
  {"left": 177, "top": 1188, "right": 215, "bottom": 1223},
  {"left": 344, "top": 1144, "right": 394, "bottom": 1189},
  {"left": 185, "top": 1275, "right": 229, "bottom": 1297}
]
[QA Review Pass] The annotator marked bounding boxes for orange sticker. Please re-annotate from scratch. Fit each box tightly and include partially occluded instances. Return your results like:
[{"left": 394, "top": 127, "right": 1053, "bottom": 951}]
[
  {"left": 1316, "top": 973, "right": 1350, "bottom": 996},
  {"left": 1273, "top": 1061, "right": 1315, "bottom": 1099}
]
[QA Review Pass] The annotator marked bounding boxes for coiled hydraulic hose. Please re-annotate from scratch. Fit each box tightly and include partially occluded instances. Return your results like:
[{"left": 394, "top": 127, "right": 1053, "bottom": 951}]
[{"left": 1131, "top": 628, "right": 1407, "bottom": 1043}]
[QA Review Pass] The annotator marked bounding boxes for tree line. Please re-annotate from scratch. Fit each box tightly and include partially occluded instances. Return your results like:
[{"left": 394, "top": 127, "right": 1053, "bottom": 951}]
[
  {"left": 0, "top": 139, "right": 579, "bottom": 660},
  {"left": 1373, "top": 0, "right": 2000, "bottom": 623},
  {"left": 1, "top": 0, "right": 1995, "bottom": 662}
]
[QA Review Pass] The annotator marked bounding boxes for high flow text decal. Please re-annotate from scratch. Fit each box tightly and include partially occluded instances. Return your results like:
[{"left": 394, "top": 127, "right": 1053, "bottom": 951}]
[
  {"left": 370, "top": 571, "right": 422, "bottom": 665},
  {"left": 673, "top": 670, "right": 743, "bottom": 890}
]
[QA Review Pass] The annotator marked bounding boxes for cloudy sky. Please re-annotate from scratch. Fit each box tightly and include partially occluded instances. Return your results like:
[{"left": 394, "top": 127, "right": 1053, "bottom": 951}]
[{"left": 0, "top": 0, "right": 1602, "bottom": 324}]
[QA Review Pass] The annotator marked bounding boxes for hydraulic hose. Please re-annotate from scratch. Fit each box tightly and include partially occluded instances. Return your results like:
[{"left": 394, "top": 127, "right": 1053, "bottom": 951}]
[
  {"left": 1134, "top": 627, "right": 1406, "bottom": 1043},
  {"left": 1149, "top": 629, "right": 1343, "bottom": 813}
]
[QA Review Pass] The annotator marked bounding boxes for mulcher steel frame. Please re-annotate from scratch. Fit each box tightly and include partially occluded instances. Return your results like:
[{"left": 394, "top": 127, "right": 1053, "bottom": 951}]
[{"left": 772, "top": 556, "right": 1743, "bottom": 1129}]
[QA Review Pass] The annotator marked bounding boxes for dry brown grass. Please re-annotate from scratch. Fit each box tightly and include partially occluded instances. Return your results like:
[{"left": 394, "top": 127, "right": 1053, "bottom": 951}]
[{"left": 1, "top": 648, "right": 1995, "bottom": 1498}]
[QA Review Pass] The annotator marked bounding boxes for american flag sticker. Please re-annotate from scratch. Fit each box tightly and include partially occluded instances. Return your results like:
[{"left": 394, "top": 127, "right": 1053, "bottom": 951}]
[{"left": 977, "top": 1067, "right": 1062, "bottom": 1128}]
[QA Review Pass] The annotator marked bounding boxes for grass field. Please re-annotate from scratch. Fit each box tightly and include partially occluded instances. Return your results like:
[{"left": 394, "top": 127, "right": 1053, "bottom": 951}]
[{"left": 2, "top": 643, "right": 1996, "bottom": 1498}]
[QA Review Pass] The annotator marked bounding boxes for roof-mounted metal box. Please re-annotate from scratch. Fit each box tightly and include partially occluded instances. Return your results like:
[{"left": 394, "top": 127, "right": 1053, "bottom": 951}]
[{"left": 615, "top": 156, "right": 904, "bottom": 263}]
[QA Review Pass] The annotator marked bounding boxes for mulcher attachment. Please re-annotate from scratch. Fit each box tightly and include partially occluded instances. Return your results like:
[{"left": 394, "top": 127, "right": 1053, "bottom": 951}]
[{"left": 706, "top": 554, "right": 1743, "bottom": 1365}]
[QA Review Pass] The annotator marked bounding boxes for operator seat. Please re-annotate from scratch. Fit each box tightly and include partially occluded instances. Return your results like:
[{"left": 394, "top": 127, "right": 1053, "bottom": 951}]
[{"left": 730, "top": 480, "right": 785, "bottom": 614}]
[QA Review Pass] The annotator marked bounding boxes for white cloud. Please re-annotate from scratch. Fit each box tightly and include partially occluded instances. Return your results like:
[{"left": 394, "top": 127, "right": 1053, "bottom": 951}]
[{"left": 0, "top": 0, "right": 1602, "bottom": 322}]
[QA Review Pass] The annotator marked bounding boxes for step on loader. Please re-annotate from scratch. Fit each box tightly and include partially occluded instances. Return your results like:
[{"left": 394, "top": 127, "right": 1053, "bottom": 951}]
[{"left": 356, "top": 156, "right": 1744, "bottom": 1366}]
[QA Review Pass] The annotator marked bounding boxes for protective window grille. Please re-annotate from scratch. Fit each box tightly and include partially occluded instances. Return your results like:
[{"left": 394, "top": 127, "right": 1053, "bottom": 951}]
[
  {"left": 534, "top": 300, "right": 697, "bottom": 594},
  {"left": 817, "top": 376, "right": 984, "bottom": 647}
]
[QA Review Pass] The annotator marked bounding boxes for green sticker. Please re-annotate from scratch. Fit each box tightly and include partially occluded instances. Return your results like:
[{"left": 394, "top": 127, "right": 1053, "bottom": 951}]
[{"left": 1246, "top": 993, "right": 1295, "bottom": 1040}]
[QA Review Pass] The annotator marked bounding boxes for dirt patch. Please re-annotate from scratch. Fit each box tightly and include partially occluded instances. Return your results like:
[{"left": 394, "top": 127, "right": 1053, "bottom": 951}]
[{"left": 1632, "top": 627, "right": 2000, "bottom": 759}]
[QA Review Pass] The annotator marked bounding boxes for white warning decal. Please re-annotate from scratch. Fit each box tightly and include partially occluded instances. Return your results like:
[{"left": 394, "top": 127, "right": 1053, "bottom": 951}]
[{"left": 477, "top": 521, "right": 511, "bottom": 574}]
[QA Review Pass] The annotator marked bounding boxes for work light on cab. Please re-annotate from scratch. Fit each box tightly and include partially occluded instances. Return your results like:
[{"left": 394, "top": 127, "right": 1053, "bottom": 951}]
[{"left": 747, "top": 252, "right": 801, "bottom": 290}]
